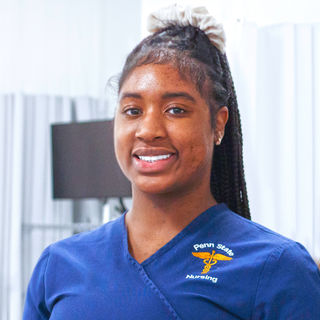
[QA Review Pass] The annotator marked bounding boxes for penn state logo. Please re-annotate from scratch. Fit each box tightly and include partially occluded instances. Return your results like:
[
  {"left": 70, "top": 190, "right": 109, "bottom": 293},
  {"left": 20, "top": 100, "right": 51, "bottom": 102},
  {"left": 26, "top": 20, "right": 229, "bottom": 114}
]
[
  {"left": 185, "top": 242, "right": 234, "bottom": 283},
  {"left": 192, "top": 250, "right": 232, "bottom": 274}
]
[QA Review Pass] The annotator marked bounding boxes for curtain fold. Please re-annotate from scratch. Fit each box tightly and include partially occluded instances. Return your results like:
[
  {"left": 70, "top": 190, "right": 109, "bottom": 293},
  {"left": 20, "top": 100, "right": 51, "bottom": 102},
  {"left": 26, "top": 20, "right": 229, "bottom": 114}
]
[
  {"left": 231, "top": 22, "right": 320, "bottom": 261},
  {"left": 0, "top": 95, "right": 71, "bottom": 319},
  {"left": 0, "top": 94, "right": 110, "bottom": 319},
  {"left": 312, "top": 24, "right": 320, "bottom": 261}
]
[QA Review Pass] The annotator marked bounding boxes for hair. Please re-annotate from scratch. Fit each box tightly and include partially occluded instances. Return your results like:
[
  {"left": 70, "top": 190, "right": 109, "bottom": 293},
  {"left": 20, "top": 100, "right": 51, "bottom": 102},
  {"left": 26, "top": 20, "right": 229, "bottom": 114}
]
[{"left": 118, "top": 24, "right": 251, "bottom": 219}]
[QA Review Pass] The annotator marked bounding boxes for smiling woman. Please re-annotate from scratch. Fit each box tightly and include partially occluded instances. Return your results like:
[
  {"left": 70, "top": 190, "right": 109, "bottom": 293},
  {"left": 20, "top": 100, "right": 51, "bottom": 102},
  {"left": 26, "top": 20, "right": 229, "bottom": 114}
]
[
  {"left": 115, "top": 63, "right": 220, "bottom": 197},
  {"left": 23, "top": 4, "right": 320, "bottom": 320}
]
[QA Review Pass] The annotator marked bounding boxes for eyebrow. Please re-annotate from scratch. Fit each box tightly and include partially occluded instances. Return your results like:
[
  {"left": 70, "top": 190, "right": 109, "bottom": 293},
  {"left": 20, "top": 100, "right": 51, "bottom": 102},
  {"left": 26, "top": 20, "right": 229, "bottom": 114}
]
[
  {"left": 162, "top": 91, "right": 196, "bottom": 103},
  {"left": 119, "top": 91, "right": 196, "bottom": 103},
  {"left": 119, "top": 92, "right": 142, "bottom": 101}
]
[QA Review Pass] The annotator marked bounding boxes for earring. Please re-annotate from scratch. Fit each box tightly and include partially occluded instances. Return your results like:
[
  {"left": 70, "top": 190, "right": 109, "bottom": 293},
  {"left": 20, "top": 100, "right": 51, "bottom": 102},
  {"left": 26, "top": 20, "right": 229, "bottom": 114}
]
[{"left": 215, "top": 132, "right": 223, "bottom": 145}]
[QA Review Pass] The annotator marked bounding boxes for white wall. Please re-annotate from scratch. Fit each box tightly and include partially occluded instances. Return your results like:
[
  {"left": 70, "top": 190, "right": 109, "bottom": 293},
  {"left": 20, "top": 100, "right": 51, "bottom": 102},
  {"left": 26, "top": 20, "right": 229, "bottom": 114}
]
[
  {"left": 0, "top": 0, "right": 141, "bottom": 100},
  {"left": 142, "top": 0, "right": 320, "bottom": 28}
]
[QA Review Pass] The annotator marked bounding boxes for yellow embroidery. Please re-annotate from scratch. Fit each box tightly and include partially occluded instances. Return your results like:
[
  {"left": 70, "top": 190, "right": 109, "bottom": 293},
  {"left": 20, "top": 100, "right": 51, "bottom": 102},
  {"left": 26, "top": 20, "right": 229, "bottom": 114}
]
[{"left": 192, "top": 250, "right": 232, "bottom": 274}]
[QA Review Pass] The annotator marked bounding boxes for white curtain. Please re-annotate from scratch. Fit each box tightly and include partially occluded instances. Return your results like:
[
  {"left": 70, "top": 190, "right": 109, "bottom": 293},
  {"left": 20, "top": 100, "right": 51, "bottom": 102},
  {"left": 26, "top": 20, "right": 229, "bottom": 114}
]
[
  {"left": 0, "top": 96, "right": 74, "bottom": 320},
  {"left": 0, "top": 96, "right": 111, "bottom": 320},
  {"left": 230, "top": 22, "right": 320, "bottom": 262}
]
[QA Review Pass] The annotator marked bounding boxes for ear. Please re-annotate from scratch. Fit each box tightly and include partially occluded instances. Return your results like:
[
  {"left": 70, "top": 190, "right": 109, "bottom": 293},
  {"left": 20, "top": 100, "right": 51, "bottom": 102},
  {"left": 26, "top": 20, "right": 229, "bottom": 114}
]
[{"left": 214, "top": 106, "right": 229, "bottom": 145}]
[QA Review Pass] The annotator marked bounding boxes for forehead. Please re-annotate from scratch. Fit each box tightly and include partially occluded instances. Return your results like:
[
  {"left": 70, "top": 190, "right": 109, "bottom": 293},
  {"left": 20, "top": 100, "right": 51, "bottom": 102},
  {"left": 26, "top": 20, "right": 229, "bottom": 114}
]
[{"left": 119, "top": 64, "right": 201, "bottom": 97}]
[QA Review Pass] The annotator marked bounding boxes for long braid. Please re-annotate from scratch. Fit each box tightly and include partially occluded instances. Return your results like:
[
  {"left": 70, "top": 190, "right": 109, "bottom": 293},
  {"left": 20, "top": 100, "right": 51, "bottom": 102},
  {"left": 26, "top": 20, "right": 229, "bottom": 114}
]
[{"left": 211, "top": 53, "right": 250, "bottom": 219}]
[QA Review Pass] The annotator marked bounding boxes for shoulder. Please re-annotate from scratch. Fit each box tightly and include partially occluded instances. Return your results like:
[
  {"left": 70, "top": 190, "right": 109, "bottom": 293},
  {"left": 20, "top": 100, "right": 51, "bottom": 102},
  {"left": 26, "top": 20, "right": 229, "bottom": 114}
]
[
  {"left": 220, "top": 206, "right": 319, "bottom": 270},
  {"left": 216, "top": 208, "right": 320, "bottom": 318},
  {"left": 217, "top": 205, "right": 296, "bottom": 248},
  {"left": 44, "top": 215, "right": 124, "bottom": 264},
  {"left": 53, "top": 215, "right": 123, "bottom": 249},
  {"left": 23, "top": 216, "right": 125, "bottom": 318},
  {"left": 217, "top": 207, "right": 320, "bottom": 318},
  {"left": 251, "top": 240, "right": 320, "bottom": 318}
]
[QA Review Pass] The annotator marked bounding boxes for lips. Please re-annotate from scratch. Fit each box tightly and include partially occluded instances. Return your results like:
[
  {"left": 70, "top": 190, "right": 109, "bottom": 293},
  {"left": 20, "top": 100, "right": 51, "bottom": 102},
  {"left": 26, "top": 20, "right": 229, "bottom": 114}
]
[{"left": 132, "top": 147, "right": 177, "bottom": 172}]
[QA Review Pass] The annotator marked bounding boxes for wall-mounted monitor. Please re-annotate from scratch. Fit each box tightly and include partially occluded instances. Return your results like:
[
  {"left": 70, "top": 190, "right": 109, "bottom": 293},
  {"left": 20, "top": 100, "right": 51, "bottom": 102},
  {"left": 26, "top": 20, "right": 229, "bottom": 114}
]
[{"left": 51, "top": 120, "right": 131, "bottom": 199}]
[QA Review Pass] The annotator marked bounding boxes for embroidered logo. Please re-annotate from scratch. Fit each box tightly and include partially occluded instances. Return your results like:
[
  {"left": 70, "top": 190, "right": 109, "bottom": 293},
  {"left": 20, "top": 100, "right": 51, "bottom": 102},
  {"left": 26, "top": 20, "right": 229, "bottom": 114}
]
[
  {"left": 186, "top": 243, "right": 234, "bottom": 284},
  {"left": 192, "top": 250, "right": 232, "bottom": 274}
]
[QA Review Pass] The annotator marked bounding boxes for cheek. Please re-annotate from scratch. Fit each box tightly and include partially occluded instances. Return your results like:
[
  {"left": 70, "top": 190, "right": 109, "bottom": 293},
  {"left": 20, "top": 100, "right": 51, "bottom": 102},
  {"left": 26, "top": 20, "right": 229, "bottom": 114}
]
[
  {"left": 179, "top": 131, "right": 214, "bottom": 170},
  {"left": 114, "top": 121, "right": 133, "bottom": 168}
]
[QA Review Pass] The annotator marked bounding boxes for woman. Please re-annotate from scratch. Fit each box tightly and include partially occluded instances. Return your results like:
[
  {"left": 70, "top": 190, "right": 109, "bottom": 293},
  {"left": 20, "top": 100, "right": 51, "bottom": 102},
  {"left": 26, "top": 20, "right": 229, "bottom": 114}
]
[{"left": 23, "top": 5, "right": 320, "bottom": 320}]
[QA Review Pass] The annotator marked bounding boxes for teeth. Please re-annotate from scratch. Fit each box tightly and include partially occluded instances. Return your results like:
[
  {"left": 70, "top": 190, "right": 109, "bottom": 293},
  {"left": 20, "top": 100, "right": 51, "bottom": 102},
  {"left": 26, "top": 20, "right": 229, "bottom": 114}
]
[{"left": 138, "top": 154, "right": 171, "bottom": 162}]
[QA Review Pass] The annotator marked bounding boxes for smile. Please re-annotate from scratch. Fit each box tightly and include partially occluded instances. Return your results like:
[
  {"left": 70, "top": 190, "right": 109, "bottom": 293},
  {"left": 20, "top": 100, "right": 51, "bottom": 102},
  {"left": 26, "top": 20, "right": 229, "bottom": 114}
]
[
  {"left": 133, "top": 152, "right": 176, "bottom": 173},
  {"left": 137, "top": 154, "right": 172, "bottom": 162}
]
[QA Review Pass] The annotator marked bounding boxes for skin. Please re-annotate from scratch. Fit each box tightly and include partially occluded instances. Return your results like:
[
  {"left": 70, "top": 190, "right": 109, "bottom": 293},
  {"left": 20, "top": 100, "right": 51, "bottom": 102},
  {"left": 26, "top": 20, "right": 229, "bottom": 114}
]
[{"left": 114, "top": 64, "right": 228, "bottom": 263}]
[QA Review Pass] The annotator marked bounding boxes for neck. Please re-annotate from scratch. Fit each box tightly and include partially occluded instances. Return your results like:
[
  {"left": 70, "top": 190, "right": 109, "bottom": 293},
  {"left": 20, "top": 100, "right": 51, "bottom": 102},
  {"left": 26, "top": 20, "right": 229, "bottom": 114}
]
[
  {"left": 126, "top": 184, "right": 216, "bottom": 235},
  {"left": 125, "top": 183, "right": 216, "bottom": 263}
]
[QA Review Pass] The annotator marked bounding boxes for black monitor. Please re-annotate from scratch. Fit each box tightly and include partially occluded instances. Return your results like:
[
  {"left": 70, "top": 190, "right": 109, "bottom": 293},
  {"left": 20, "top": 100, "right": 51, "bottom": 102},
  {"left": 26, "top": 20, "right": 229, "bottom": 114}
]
[{"left": 51, "top": 120, "right": 131, "bottom": 199}]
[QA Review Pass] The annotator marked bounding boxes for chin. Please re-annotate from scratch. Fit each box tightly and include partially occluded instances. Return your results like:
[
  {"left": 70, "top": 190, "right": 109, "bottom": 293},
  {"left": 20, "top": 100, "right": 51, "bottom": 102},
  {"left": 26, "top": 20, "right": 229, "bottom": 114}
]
[
  {"left": 132, "top": 176, "right": 198, "bottom": 197},
  {"left": 132, "top": 182, "right": 171, "bottom": 195},
  {"left": 130, "top": 176, "right": 180, "bottom": 196}
]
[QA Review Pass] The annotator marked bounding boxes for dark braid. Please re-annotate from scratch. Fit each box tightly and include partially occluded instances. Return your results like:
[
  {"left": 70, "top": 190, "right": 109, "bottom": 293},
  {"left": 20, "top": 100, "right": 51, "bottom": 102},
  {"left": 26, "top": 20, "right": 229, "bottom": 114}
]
[
  {"left": 211, "top": 53, "right": 250, "bottom": 219},
  {"left": 118, "top": 25, "right": 251, "bottom": 219}
]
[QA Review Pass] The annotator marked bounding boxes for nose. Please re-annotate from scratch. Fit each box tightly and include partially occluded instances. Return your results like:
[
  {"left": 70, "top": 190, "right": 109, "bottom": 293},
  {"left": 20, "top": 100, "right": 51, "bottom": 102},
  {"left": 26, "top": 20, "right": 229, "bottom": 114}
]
[{"left": 135, "top": 110, "right": 167, "bottom": 142}]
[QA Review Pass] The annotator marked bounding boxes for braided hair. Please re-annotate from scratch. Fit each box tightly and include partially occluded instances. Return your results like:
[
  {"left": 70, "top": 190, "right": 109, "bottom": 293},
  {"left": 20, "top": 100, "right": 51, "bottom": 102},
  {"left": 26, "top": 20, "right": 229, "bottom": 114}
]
[{"left": 118, "top": 25, "right": 251, "bottom": 219}]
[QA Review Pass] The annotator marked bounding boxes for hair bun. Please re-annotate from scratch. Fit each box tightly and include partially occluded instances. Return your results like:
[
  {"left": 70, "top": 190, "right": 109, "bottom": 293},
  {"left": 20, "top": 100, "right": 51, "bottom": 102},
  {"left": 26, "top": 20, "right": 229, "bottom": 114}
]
[{"left": 147, "top": 4, "right": 226, "bottom": 53}]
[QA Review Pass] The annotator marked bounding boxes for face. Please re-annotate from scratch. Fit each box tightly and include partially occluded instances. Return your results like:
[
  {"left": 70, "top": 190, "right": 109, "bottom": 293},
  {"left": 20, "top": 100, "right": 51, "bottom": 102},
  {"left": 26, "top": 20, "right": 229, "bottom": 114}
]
[{"left": 114, "top": 64, "right": 217, "bottom": 196}]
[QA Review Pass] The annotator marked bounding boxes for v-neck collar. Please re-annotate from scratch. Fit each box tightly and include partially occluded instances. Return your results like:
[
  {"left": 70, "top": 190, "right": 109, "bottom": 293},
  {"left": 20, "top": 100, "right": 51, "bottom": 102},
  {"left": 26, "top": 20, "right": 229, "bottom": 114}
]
[{"left": 121, "top": 203, "right": 228, "bottom": 267}]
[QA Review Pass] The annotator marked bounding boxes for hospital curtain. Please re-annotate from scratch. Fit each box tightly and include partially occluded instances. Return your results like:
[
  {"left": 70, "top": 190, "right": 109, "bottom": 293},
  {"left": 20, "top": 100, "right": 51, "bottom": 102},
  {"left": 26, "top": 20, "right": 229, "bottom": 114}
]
[
  {"left": 230, "top": 22, "right": 320, "bottom": 263},
  {"left": 0, "top": 96, "right": 110, "bottom": 320},
  {"left": 0, "top": 96, "right": 72, "bottom": 320}
]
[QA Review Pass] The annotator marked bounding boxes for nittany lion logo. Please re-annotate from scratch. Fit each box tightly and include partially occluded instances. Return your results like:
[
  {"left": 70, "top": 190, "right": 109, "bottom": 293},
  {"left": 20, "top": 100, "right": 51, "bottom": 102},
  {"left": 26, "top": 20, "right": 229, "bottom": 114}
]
[{"left": 192, "top": 250, "right": 232, "bottom": 274}]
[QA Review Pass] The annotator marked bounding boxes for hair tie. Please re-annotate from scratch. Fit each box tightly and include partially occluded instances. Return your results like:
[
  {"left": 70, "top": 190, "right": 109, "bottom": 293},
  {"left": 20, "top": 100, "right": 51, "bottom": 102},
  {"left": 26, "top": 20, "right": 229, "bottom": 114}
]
[{"left": 147, "top": 4, "right": 226, "bottom": 53}]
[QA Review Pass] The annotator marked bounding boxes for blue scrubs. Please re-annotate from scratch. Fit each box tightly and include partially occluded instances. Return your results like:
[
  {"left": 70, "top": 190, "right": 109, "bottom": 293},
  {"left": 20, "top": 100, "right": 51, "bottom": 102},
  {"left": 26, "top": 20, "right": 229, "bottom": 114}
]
[{"left": 23, "top": 203, "right": 320, "bottom": 319}]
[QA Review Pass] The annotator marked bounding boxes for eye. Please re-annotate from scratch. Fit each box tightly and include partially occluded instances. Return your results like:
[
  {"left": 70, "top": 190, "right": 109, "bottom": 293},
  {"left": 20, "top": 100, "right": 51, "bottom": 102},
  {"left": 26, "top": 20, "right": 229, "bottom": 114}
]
[
  {"left": 123, "top": 107, "right": 141, "bottom": 116},
  {"left": 167, "top": 106, "right": 186, "bottom": 115}
]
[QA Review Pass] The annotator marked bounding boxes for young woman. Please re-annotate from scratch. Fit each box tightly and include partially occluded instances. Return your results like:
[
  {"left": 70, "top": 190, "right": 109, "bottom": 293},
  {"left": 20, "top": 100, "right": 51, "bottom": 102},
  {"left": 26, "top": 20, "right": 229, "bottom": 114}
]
[{"left": 23, "top": 5, "right": 320, "bottom": 319}]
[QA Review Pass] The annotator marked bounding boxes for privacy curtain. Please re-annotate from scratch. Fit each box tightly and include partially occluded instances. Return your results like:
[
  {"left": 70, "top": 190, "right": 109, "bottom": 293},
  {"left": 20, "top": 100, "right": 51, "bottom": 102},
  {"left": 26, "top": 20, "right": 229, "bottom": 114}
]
[
  {"left": 0, "top": 97, "right": 73, "bottom": 320},
  {"left": 0, "top": 96, "right": 110, "bottom": 320},
  {"left": 231, "top": 22, "right": 320, "bottom": 262}
]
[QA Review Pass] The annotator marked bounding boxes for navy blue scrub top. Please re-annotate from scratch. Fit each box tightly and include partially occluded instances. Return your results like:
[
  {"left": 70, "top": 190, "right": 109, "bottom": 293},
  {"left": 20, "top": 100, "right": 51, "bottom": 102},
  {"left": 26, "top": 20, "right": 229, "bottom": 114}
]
[{"left": 23, "top": 203, "right": 320, "bottom": 319}]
